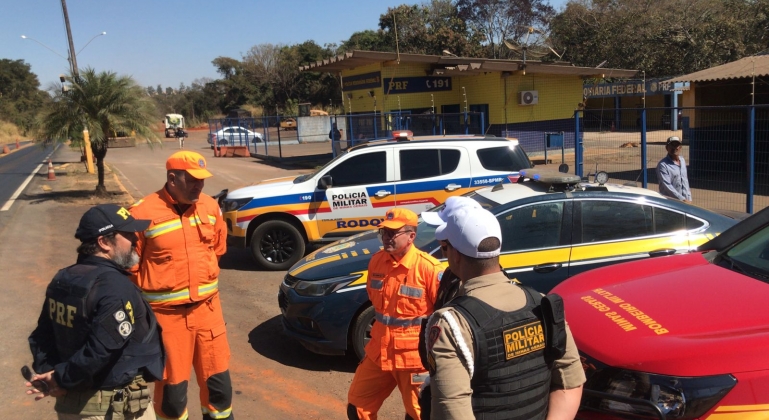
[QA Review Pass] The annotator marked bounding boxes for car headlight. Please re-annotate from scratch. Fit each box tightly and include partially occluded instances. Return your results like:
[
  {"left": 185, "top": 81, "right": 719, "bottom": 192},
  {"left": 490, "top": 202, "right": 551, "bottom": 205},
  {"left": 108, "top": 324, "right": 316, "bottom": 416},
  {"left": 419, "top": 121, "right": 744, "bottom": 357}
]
[
  {"left": 580, "top": 354, "right": 737, "bottom": 419},
  {"left": 292, "top": 274, "right": 362, "bottom": 297},
  {"left": 221, "top": 197, "right": 251, "bottom": 213}
]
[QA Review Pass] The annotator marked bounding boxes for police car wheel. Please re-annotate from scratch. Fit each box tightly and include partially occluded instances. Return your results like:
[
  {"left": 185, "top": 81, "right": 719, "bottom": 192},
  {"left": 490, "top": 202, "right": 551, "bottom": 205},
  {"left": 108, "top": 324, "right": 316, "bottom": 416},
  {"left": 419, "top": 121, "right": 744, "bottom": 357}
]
[
  {"left": 250, "top": 220, "right": 306, "bottom": 271},
  {"left": 351, "top": 305, "right": 375, "bottom": 360}
]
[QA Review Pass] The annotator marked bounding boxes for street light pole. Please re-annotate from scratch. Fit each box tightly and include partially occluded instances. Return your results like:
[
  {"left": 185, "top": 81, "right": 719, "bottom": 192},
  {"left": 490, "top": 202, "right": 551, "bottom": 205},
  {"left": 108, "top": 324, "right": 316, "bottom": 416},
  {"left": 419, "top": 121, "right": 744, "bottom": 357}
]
[{"left": 77, "top": 32, "right": 106, "bottom": 56}]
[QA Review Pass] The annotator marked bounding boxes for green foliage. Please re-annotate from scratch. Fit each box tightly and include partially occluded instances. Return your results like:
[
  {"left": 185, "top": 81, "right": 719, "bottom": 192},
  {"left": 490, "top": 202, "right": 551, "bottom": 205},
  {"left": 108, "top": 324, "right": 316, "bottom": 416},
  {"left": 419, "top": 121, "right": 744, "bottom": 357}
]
[
  {"left": 37, "top": 68, "right": 158, "bottom": 191},
  {"left": 340, "top": 30, "right": 389, "bottom": 53},
  {"left": 151, "top": 77, "right": 221, "bottom": 126},
  {"left": 0, "top": 59, "right": 49, "bottom": 135},
  {"left": 549, "top": 0, "right": 769, "bottom": 77},
  {"left": 376, "top": 2, "right": 484, "bottom": 57}
]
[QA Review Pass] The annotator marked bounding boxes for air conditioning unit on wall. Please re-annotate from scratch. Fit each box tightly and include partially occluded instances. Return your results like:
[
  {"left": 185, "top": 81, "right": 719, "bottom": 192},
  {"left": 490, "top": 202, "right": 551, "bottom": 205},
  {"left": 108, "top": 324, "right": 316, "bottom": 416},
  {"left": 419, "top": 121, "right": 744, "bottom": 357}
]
[{"left": 518, "top": 91, "right": 539, "bottom": 105}]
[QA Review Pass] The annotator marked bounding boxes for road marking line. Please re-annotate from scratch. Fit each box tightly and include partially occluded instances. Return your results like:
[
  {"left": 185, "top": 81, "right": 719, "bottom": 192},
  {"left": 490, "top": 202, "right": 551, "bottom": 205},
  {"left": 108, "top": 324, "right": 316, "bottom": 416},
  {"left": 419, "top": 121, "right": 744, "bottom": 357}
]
[
  {"left": 111, "top": 165, "right": 141, "bottom": 203},
  {"left": 1, "top": 145, "right": 58, "bottom": 212}
]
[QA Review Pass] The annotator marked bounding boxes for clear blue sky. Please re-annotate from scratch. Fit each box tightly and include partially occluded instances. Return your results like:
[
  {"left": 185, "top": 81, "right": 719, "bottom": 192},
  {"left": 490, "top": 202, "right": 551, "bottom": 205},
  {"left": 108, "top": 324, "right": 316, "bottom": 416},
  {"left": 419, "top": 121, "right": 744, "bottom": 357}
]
[{"left": 5, "top": 0, "right": 568, "bottom": 91}]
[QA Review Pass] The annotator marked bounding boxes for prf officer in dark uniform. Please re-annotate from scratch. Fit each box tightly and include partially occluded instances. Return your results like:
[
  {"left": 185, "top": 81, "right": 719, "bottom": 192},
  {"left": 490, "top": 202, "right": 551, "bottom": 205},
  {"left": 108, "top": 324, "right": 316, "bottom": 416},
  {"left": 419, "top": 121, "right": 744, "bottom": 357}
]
[
  {"left": 422, "top": 205, "right": 585, "bottom": 420},
  {"left": 26, "top": 204, "right": 164, "bottom": 420}
]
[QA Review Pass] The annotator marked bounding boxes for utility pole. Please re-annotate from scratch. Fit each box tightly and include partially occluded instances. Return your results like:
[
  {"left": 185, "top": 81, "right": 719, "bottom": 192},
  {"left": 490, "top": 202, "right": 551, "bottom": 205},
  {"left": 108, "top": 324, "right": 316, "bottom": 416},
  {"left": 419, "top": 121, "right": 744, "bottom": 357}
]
[
  {"left": 61, "top": 0, "right": 79, "bottom": 78},
  {"left": 60, "top": 0, "right": 92, "bottom": 173}
]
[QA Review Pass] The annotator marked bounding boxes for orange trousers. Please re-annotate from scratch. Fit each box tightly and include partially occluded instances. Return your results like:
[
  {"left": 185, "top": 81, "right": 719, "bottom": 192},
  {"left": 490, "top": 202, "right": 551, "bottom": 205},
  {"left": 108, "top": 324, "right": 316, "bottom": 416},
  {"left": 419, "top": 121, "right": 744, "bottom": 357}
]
[
  {"left": 152, "top": 293, "right": 232, "bottom": 420},
  {"left": 348, "top": 356, "right": 427, "bottom": 420}
]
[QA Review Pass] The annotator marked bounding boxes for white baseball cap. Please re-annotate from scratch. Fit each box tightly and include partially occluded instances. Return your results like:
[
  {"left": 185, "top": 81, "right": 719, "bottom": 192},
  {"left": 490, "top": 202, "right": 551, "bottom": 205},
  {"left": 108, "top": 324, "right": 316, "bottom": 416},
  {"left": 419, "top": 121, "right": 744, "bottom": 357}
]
[
  {"left": 421, "top": 196, "right": 481, "bottom": 226},
  {"left": 435, "top": 206, "right": 502, "bottom": 258}
]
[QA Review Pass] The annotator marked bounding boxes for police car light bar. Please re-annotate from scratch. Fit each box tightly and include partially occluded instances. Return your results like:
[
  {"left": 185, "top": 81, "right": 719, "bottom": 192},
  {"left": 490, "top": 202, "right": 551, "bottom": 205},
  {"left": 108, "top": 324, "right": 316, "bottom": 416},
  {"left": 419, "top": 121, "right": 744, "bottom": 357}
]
[
  {"left": 391, "top": 130, "right": 414, "bottom": 140},
  {"left": 519, "top": 169, "right": 581, "bottom": 185}
]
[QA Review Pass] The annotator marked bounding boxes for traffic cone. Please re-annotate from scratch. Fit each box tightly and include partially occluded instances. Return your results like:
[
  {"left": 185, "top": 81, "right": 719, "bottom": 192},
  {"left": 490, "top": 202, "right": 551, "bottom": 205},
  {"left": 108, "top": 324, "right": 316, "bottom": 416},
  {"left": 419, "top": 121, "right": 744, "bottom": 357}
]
[
  {"left": 16, "top": 138, "right": 20, "bottom": 149},
  {"left": 2, "top": 144, "right": 9, "bottom": 154},
  {"left": 47, "top": 159, "right": 56, "bottom": 181}
]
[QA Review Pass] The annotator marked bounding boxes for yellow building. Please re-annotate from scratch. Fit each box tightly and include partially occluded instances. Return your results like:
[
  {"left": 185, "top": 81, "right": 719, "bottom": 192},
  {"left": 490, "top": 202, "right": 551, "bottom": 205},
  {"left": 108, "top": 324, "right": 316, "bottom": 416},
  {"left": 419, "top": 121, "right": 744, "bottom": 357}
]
[{"left": 302, "top": 50, "right": 636, "bottom": 153}]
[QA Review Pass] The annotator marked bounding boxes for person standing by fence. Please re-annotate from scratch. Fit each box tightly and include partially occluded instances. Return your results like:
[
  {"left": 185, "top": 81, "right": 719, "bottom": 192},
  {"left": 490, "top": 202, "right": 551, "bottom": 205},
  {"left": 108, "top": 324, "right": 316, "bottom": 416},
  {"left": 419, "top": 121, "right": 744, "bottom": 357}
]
[{"left": 656, "top": 136, "right": 692, "bottom": 202}]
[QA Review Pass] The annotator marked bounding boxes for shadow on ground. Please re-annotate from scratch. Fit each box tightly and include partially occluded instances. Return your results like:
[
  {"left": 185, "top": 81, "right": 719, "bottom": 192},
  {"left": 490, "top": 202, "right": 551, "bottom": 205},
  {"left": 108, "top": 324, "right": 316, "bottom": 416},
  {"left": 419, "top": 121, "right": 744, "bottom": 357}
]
[
  {"left": 220, "top": 245, "right": 326, "bottom": 272},
  {"left": 23, "top": 189, "right": 127, "bottom": 205},
  {"left": 248, "top": 315, "right": 358, "bottom": 373},
  {"left": 219, "top": 248, "right": 258, "bottom": 271}
]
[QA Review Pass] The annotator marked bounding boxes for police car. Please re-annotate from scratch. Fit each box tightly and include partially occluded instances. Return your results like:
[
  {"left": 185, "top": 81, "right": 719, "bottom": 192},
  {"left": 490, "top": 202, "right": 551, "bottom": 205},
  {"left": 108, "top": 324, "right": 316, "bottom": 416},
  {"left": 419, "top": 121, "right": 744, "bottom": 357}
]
[
  {"left": 552, "top": 205, "right": 769, "bottom": 419},
  {"left": 219, "top": 132, "right": 532, "bottom": 270},
  {"left": 279, "top": 169, "right": 738, "bottom": 359}
]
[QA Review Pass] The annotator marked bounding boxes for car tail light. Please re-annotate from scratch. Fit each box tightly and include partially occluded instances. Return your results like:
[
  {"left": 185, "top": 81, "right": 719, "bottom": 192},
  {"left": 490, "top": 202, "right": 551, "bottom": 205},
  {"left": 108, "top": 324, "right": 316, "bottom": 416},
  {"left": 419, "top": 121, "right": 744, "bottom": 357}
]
[{"left": 580, "top": 354, "right": 736, "bottom": 419}]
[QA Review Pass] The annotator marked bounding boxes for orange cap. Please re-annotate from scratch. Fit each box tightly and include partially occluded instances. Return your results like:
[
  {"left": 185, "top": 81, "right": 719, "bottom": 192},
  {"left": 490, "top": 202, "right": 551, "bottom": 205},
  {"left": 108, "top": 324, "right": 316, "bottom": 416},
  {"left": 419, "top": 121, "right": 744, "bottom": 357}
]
[
  {"left": 379, "top": 208, "right": 418, "bottom": 230},
  {"left": 166, "top": 151, "right": 213, "bottom": 179}
]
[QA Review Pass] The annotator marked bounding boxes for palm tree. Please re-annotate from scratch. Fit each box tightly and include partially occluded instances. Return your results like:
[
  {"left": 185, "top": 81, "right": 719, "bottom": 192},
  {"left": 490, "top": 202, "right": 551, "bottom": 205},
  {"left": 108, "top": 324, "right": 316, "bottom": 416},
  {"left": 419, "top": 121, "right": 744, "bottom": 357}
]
[{"left": 38, "top": 68, "right": 158, "bottom": 193}]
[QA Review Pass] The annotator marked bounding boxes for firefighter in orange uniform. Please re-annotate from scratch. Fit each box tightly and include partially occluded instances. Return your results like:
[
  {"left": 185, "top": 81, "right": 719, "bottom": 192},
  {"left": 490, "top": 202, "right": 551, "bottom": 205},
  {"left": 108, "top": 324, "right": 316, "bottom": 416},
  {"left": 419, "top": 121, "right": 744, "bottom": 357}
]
[
  {"left": 130, "top": 151, "right": 232, "bottom": 420},
  {"left": 348, "top": 208, "right": 443, "bottom": 420}
]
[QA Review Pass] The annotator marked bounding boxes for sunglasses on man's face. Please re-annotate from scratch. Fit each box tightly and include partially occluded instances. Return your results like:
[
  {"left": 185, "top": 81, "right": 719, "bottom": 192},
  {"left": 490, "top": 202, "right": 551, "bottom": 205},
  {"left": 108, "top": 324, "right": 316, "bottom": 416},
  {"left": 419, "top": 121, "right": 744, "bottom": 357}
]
[{"left": 379, "top": 228, "right": 411, "bottom": 239}]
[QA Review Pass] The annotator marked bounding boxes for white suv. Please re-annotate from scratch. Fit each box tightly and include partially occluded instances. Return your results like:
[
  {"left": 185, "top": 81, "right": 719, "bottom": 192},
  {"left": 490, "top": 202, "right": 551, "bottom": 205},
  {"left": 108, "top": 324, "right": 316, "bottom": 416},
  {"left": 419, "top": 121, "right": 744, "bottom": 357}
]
[{"left": 218, "top": 132, "right": 533, "bottom": 270}]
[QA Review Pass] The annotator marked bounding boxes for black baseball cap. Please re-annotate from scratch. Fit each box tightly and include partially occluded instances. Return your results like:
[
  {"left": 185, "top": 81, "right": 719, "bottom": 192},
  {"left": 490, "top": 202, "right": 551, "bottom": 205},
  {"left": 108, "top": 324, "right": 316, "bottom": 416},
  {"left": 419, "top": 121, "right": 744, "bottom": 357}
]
[{"left": 75, "top": 204, "right": 151, "bottom": 242}]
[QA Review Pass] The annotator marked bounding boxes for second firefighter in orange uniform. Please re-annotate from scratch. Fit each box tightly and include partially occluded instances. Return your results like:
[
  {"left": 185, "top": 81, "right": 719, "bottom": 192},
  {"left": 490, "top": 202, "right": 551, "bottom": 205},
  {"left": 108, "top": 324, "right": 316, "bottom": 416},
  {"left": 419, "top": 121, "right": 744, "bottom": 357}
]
[{"left": 347, "top": 208, "right": 443, "bottom": 420}]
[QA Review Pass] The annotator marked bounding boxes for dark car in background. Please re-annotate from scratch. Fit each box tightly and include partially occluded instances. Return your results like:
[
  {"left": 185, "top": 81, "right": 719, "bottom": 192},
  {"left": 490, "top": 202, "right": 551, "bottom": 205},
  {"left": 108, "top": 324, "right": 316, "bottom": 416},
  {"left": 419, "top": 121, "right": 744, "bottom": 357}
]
[{"left": 279, "top": 170, "right": 739, "bottom": 359}]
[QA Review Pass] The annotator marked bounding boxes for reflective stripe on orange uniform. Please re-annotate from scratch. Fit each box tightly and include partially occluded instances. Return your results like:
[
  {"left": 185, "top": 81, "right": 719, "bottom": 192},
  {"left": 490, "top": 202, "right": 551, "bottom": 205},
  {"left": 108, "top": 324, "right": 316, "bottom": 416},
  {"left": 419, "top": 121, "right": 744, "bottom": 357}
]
[
  {"left": 130, "top": 187, "right": 232, "bottom": 420},
  {"left": 129, "top": 188, "right": 226, "bottom": 308},
  {"left": 365, "top": 245, "right": 443, "bottom": 370}
]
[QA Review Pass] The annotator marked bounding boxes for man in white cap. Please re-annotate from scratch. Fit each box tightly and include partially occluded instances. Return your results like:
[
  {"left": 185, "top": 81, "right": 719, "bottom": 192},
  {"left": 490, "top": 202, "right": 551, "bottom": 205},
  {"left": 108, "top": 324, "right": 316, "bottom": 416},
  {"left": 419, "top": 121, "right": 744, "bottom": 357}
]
[
  {"left": 420, "top": 197, "right": 482, "bottom": 309},
  {"left": 656, "top": 136, "right": 692, "bottom": 202},
  {"left": 422, "top": 205, "right": 585, "bottom": 420}
]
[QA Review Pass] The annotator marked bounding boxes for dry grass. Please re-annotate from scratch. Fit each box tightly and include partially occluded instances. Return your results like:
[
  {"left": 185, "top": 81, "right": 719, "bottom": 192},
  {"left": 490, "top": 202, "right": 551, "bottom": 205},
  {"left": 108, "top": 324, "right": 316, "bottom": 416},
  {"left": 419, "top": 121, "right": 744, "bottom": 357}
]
[
  {"left": 0, "top": 121, "right": 30, "bottom": 145},
  {"left": 24, "top": 162, "right": 134, "bottom": 207}
]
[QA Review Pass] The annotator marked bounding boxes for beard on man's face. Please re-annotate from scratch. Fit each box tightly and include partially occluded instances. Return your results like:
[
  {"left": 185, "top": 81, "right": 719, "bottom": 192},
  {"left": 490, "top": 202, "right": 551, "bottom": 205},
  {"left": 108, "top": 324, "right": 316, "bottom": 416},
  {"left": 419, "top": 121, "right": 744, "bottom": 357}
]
[{"left": 113, "top": 248, "right": 140, "bottom": 270}]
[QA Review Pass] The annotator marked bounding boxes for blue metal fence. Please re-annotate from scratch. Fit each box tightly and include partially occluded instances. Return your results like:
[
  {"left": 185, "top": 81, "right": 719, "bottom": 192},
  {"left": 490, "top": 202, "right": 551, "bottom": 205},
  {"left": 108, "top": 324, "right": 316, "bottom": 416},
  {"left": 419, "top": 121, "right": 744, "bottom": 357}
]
[
  {"left": 574, "top": 106, "right": 769, "bottom": 214},
  {"left": 207, "top": 107, "right": 768, "bottom": 213}
]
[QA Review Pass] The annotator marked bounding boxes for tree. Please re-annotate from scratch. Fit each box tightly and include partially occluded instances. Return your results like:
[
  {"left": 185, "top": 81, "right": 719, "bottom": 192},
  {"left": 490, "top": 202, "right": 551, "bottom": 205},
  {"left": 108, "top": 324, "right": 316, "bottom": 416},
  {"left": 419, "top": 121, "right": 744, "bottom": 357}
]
[
  {"left": 211, "top": 56, "right": 252, "bottom": 111},
  {"left": 549, "top": 0, "right": 769, "bottom": 77},
  {"left": 456, "top": 0, "right": 555, "bottom": 58},
  {"left": 376, "top": 2, "right": 483, "bottom": 57},
  {"left": 340, "top": 30, "right": 389, "bottom": 53},
  {"left": 37, "top": 68, "right": 158, "bottom": 194},
  {"left": 0, "top": 59, "right": 49, "bottom": 134}
]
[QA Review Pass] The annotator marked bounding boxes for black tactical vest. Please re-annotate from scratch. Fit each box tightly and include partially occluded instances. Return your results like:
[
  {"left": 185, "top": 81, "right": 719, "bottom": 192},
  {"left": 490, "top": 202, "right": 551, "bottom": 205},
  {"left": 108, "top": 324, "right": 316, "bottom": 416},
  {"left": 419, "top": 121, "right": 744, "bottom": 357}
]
[
  {"left": 45, "top": 264, "right": 164, "bottom": 388},
  {"left": 447, "top": 287, "right": 561, "bottom": 420}
]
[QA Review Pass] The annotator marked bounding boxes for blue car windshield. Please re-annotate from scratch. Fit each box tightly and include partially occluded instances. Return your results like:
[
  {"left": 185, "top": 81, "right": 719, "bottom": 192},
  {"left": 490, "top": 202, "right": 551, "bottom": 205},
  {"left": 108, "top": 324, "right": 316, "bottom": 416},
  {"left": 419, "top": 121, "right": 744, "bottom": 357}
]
[{"left": 724, "top": 224, "right": 769, "bottom": 282}]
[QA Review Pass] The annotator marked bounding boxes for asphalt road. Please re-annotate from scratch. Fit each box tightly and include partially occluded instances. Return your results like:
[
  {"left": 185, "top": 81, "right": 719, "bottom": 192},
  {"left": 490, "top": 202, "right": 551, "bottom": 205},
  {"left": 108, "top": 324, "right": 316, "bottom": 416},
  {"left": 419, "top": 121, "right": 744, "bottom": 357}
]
[
  {"left": 2, "top": 133, "right": 407, "bottom": 420},
  {"left": 0, "top": 143, "right": 54, "bottom": 226}
]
